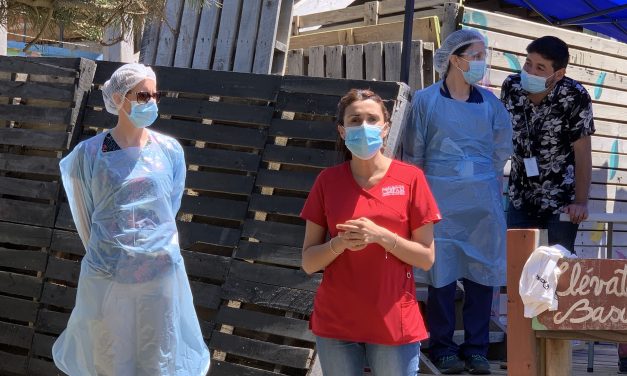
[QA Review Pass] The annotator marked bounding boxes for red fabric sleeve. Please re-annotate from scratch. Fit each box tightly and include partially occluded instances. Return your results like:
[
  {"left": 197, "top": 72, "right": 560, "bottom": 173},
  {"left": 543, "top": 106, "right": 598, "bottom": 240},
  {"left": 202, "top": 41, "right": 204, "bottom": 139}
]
[
  {"left": 409, "top": 169, "right": 441, "bottom": 231},
  {"left": 300, "top": 172, "right": 328, "bottom": 229}
]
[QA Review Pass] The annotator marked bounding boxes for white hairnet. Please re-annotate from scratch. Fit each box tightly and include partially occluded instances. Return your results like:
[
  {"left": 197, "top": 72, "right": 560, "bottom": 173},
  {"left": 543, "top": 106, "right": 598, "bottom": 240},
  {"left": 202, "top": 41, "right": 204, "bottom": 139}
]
[
  {"left": 101, "top": 63, "right": 157, "bottom": 115},
  {"left": 434, "top": 29, "right": 485, "bottom": 74}
]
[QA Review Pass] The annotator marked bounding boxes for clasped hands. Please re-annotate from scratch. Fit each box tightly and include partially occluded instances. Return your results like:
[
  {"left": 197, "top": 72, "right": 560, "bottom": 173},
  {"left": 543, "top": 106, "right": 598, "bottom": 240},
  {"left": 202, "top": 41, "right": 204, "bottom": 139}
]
[{"left": 334, "top": 217, "right": 392, "bottom": 252}]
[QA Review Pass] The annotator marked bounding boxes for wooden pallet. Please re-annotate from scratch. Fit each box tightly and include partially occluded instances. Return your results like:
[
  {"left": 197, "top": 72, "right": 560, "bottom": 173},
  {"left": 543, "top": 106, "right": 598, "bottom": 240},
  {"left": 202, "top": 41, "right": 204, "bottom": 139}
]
[
  {"left": 140, "top": 0, "right": 293, "bottom": 74},
  {"left": 0, "top": 57, "right": 94, "bottom": 375},
  {"left": 287, "top": 40, "right": 435, "bottom": 92}
]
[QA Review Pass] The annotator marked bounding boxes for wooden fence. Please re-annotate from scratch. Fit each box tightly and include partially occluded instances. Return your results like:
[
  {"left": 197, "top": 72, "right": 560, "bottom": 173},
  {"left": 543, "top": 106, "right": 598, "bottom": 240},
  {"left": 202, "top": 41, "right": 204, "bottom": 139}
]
[
  {"left": 462, "top": 7, "right": 627, "bottom": 258},
  {"left": 0, "top": 57, "right": 95, "bottom": 376},
  {"left": 287, "top": 40, "right": 435, "bottom": 92},
  {"left": 140, "top": 0, "right": 293, "bottom": 74},
  {"left": 0, "top": 56, "right": 411, "bottom": 375}
]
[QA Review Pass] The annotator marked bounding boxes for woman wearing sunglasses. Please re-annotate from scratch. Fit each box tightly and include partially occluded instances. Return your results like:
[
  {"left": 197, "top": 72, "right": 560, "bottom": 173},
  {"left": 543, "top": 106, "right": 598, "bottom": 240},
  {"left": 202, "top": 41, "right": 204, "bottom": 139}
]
[{"left": 52, "top": 63, "right": 210, "bottom": 375}]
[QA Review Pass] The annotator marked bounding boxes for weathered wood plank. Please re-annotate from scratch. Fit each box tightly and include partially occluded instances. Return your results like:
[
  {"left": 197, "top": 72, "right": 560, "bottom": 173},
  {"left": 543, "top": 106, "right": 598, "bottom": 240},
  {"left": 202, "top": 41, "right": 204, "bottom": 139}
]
[
  {"left": 152, "top": 121, "right": 267, "bottom": 149},
  {"left": 40, "top": 282, "right": 76, "bottom": 309},
  {"left": 408, "top": 40, "right": 424, "bottom": 91},
  {"left": 286, "top": 49, "right": 305, "bottom": 75},
  {"left": 275, "top": 91, "right": 339, "bottom": 116},
  {"left": 31, "top": 333, "right": 55, "bottom": 359},
  {"left": 233, "top": 0, "right": 263, "bottom": 73},
  {"left": 210, "top": 361, "right": 283, "bottom": 376},
  {"left": 281, "top": 74, "right": 400, "bottom": 99},
  {"left": 182, "top": 251, "right": 230, "bottom": 281},
  {"left": 345, "top": 44, "right": 364, "bottom": 80},
  {"left": 230, "top": 260, "right": 320, "bottom": 292},
  {"left": 209, "top": 331, "right": 313, "bottom": 369},
  {"left": 50, "top": 229, "right": 84, "bottom": 256},
  {"left": 0, "top": 321, "right": 33, "bottom": 349},
  {"left": 0, "top": 81, "right": 74, "bottom": 101},
  {"left": 263, "top": 144, "right": 339, "bottom": 168},
  {"left": 0, "top": 271, "right": 42, "bottom": 298},
  {"left": 215, "top": 307, "right": 315, "bottom": 342},
  {"left": 36, "top": 309, "right": 70, "bottom": 335},
  {"left": 249, "top": 194, "right": 304, "bottom": 217},
  {"left": 154, "top": 0, "right": 185, "bottom": 66},
  {"left": 0, "top": 104, "right": 71, "bottom": 125},
  {"left": 0, "top": 350, "right": 28, "bottom": 375},
  {"left": 173, "top": 0, "right": 201, "bottom": 68},
  {"left": 177, "top": 221, "right": 241, "bottom": 249},
  {"left": 0, "top": 222, "right": 52, "bottom": 248},
  {"left": 0, "top": 57, "right": 79, "bottom": 77},
  {"left": 189, "top": 280, "right": 221, "bottom": 310},
  {"left": 252, "top": 0, "right": 282, "bottom": 74},
  {"left": 27, "top": 357, "right": 61, "bottom": 376},
  {"left": 364, "top": 42, "right": 383, "bottom": 81},
  {"left": 0, "top": 128, "right": 68, "bottom": 150},
  {"left": 186, "top": 170, "right": 255, "bottom": 196},
  {"left": 235, "top": 241, "right": 301, "bottom": 268},
  {"left": 0, "top": 176, "right": 58, "bottom": 200},
  {"left": 221, "top": 277, "right": 314, "bottom": 315},
  {"left": 0, "top": 198, "right": 56, "bottom": 227},
  {"left": 269, "top": 118, "right": 335, "bottom": 141},
  {"left": 92, "top": 63, "right": 281, "bottom": 100},
  {"left": 255, "top": 169, "right": 318, "bottom": 192},
  {"left": 45, "top": 257, "right": 80, "bottom": 283},
  {"left": 0, "top": 248, "right": 47, "bottom": 271},
  {"left": 325, "top": 45, "right": 344, "bottom": 79},
  {"left": 191, "top": 2, "right": 221, "bottom": 70},
  {"left": 213, "top": 0, "right": 243, "bottom": 71},
  {"left": 308, "top": 45, "right": 325, "bottom": 78},
  {"left": 242, "top": 219, "right": 305, "bottom": 247},
  {"left": 180, "top": 195, "right": 248, "bottom": 221},
  {"left": 0, "top": 295, "right": 38, "bottom": 322},
  {"left": 139, "top": 19, "right": 161, "bottom": 65},
  {"left": 158, "top": 98, "right": 274, "bottom": 125},
  {"left": 184, "top": 147, "right": 260, "bottom": 173},
  {"left": 384, "top": 41, "right": 402, "bottom": 82},
  {"left": 0, "top": 153, "right": 60, "bottom": 175}
]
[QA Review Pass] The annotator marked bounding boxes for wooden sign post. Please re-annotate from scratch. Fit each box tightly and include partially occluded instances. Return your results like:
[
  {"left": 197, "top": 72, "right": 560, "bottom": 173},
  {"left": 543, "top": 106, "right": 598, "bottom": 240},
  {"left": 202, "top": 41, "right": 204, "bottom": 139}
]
[{"left": 509, "top": 231, "right": 627, "bottom": 376}]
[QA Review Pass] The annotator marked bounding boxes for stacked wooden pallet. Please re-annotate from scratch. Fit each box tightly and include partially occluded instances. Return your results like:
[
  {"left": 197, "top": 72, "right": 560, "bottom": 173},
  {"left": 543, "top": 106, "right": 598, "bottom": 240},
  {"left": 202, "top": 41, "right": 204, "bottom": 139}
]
[
  {"left": 462, "top": 7, "right": 627, "bottom": 258},
  {"left": 0, "top": 57, "right": 95, "bottom": 376},
  {"left": 140, "top": 0, "right": 293, "bottom": 74},
  {"left": 287, "top": 40, "right": 436, "bottom": 92}
]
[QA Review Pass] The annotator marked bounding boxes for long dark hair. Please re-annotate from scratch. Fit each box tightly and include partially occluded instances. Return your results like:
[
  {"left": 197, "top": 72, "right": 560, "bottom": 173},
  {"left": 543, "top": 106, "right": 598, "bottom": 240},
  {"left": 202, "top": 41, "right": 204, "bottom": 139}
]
[{"left": 335, "top": 89, "right": 391, "bottom": 162}]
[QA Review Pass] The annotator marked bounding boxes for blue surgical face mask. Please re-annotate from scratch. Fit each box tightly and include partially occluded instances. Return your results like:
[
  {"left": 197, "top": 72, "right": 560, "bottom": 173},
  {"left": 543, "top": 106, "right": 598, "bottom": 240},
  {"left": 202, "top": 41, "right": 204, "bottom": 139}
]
[
  {"left": 343, "top": 122, "right": 384, "bottom": 160},
  {"left": 457, "top": 58, "right": 486, "bottom": 84},
  {"left": 123, "top": 98, "right": 159, "bottom": 128},
  {"left": 521, "top": 69, "right": 555, "bottom": 94}
]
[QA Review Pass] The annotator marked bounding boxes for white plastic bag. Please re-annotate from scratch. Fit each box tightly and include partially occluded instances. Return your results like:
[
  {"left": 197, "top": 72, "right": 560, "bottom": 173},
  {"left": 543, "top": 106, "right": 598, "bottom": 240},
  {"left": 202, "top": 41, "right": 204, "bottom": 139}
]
[{"left": 519, "top": 244, "right": 576, "bottom": 318}]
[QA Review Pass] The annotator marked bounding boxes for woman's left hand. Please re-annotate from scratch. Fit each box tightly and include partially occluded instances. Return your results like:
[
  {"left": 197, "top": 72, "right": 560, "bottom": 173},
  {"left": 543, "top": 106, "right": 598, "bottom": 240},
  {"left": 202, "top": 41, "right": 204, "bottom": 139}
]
[{"left": 336, "top": 217, "right": 389, "bottom": 246}]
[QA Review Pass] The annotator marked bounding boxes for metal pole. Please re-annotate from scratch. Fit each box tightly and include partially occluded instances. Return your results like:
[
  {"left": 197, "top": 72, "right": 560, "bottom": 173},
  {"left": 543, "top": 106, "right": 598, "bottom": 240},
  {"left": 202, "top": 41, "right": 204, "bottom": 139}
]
[{"left": 400, "top": 0, "right": 415, "bottom": 84}]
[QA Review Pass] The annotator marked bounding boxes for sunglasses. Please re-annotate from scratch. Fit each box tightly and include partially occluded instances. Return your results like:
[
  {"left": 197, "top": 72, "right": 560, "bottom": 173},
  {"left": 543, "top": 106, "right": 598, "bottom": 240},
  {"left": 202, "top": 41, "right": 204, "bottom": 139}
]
[{"left": 128, "top": 91, "right": 163, "bottom": 104}]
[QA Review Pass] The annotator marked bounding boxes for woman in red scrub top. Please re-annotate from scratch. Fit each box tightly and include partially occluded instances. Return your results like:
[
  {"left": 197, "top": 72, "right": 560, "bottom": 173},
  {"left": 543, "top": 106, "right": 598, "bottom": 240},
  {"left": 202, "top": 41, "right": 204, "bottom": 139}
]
[{"left": 300, "top": 89, "right": 441, "bottom": 376}]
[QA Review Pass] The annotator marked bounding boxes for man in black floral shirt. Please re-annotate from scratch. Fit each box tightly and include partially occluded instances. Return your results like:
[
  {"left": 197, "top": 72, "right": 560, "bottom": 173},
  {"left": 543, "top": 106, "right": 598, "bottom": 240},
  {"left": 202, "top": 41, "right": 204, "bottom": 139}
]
[{"left": 500, "top": 36, "right": 594, "bottom": 253}]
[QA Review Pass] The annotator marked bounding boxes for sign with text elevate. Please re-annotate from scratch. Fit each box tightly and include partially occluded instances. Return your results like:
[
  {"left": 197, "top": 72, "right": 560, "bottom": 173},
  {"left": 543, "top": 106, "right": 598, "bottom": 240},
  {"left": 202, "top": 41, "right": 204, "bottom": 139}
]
[{"left": 534, "top": 259, "right": 627, "bottom": 331}]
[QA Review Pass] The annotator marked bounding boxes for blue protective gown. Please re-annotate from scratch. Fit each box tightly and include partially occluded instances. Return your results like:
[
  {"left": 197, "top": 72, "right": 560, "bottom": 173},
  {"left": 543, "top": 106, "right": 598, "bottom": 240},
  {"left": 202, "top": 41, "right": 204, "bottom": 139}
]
[
  {"left": 52, "top": 130, "right": 210, "bottom": 376},
  {"left": 402, "top": 82, "right": 512, "bottom": 288}
]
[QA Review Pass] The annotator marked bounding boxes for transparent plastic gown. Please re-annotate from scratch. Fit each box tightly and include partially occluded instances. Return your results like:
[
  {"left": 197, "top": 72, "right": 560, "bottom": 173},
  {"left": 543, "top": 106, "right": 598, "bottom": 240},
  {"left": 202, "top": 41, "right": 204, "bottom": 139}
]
[
  {"left": 52, "top": 130, "right": 210, "bottom": 376},
  {"left": 402, "top": 82, "right": 513, "bottom": 288}
]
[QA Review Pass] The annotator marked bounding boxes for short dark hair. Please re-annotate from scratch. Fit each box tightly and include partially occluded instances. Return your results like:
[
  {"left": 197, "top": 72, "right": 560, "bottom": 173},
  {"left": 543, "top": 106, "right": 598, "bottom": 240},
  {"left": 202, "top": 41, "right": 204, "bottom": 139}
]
[{"left": 526, "top": 36, "right": 569, "bottom": 71}]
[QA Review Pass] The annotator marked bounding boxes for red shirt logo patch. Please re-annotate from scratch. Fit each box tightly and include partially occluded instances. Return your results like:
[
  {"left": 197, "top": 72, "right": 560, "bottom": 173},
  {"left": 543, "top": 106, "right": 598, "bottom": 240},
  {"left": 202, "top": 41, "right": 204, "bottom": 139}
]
[{"left": 381, "top": 185, "right": 406, "bottom": 197}]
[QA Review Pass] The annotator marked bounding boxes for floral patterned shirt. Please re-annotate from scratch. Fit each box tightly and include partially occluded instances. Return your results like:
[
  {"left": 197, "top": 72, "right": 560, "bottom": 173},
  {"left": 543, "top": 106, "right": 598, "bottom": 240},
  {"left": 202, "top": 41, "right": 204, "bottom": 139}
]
[{"left": 501, "top": 74, "right": 595, "bottom": 215}]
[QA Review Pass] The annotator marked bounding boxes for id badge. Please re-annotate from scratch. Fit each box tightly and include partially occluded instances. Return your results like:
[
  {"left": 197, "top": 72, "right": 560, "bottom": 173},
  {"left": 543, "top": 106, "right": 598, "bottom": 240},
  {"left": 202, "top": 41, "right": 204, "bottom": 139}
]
[{"left": 524, "top": 157, "right": 540, "bottom": 177}]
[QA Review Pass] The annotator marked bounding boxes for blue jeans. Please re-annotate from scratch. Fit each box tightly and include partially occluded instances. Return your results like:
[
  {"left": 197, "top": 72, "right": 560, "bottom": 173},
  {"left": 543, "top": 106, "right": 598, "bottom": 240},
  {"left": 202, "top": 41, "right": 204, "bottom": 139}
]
[
  {"left": 507, "top": 202, "right": 579, "bottom": 254},
  {"left": 315, "top": 336, "right": 420, "bottom": 376}
]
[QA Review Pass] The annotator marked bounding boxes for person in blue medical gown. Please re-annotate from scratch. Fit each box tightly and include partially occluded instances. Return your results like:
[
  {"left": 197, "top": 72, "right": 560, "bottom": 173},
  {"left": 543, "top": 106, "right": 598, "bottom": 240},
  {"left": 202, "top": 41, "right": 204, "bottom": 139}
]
[
  {"left": 401, "top": 29, "right": 512, "bottom": 375},
  {"left": 52, "top": 63, "right": 210, "bottom": 376}
]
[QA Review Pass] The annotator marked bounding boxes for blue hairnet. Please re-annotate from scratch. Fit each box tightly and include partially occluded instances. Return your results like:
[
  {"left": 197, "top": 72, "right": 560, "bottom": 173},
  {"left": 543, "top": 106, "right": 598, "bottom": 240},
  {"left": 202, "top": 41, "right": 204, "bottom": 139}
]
[{"left": 434, "top": 29, "right": 485, "bottom": 74}]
